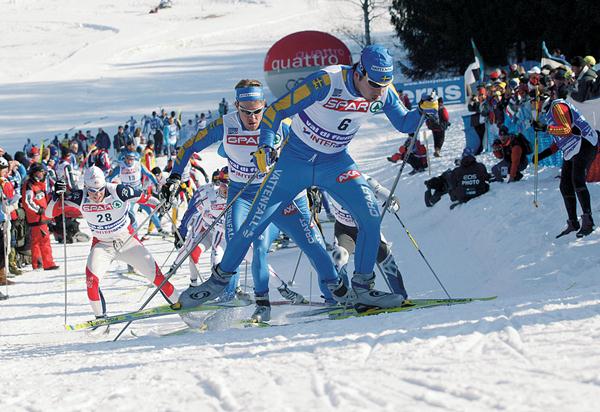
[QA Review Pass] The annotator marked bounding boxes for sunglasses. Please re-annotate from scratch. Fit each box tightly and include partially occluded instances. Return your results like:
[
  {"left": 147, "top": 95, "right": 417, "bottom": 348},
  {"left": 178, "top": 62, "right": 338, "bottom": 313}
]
[
  {"left": 238, "top": 106, "right": 265, "bottom": 116},
  {"left": 86, "top": 187, "right": 104, "bottom": 194},
  {"left": 359, "top": 64, "right": 392, "bottom": 89}
]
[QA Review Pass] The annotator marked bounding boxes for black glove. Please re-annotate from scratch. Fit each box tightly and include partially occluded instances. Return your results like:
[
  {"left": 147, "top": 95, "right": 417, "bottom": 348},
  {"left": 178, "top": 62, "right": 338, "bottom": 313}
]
[
  {"left": 571, "top": 125, "right": 581, "bottom": 136},
  {"left": 160, "top": 173, "right": 181, "bottom": 201},
  {"left": 174, "top": 234, "right": 184, "bottom": 249},
  {"left": 531, "top": 120, "right": 547, "bottom": 132},
  {"left": 308, "top": 188, "right": 323, "bottom": 214},
  {"left": 53, "top": 179, "right": 67, "bottom": 196}
]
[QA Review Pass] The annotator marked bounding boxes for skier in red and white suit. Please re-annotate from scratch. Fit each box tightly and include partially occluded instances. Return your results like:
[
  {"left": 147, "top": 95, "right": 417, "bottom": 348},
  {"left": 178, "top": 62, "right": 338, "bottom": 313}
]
[{"left": 46, "top": 166, "right": 179, "bottom": 318}]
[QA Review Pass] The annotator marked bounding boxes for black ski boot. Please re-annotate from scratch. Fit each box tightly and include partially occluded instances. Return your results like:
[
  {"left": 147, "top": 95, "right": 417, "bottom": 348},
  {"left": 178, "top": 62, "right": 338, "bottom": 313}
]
[
  {"left": 556, "top": 219, "right": 580, "bottom": 238},
  {"left": 576, "top": 214, "right": 595, "bottom": 238}
]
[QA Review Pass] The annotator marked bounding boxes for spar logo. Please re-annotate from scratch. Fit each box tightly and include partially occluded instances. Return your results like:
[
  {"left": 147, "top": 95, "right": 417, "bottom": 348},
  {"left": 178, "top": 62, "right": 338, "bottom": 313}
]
[
  {"left": 112, "top": 200, "right": 123, "bottom": 208},
  {"left": 226, "top": 135, "right": 259, "bottom": 146},
  {"left": 324, "top": 97, "right": 371, "bottom": 112},
  {"left": 82, "top": 203, "right": 114, "bottom": 212},
  {"left": 337, "top": 170, "right": 361, "bottom": 183},
  {"left": 369, "top": 101, "right": 383, "bottom": 113}
]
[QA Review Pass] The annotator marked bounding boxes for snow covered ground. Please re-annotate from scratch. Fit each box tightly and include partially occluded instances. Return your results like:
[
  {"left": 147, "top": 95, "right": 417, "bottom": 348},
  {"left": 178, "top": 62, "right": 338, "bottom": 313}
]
[{"left": 1, "top": 1, "right": 600, "bottom": 411}]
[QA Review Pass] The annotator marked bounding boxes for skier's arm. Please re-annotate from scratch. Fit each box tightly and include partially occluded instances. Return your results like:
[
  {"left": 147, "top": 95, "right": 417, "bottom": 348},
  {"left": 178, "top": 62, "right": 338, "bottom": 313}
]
[
  {"left": 363, "top": 174, "right": 399, "bottom": 212},
  {"left": 45, "top": 190, "right": 83, "bottom": 219},
  {"left": 260, "top": 70, "right": 332, "bottom": 147},
  {"left": 24, "top": 188, "right": 41, "bottom": 214},
  {"left": 172, "top": 119, "right": 225, "bottom": 177},
  {"left": 383, "top": 85, "right": 422, "bottom": 134},
  {"left": 107, "top": 165, "right": 120, "bottom": 182},
  {"left": 547, "top": 102, "right": 573, "bottom": 136},
  {"left": 141, "top": 164, "right": 158, "bottom": 186}
]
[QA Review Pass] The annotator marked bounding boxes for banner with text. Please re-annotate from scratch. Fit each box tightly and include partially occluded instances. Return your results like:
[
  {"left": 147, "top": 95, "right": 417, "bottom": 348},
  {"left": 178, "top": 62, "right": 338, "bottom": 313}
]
[{"left": 394, "top": 76, "right": 465, "bottom": 106}]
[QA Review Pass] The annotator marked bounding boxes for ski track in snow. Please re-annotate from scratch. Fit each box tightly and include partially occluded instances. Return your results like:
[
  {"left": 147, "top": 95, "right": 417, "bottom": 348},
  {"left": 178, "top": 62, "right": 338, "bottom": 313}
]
[{"left": 2, "top": 1, "right": 600, "bottom": 411}]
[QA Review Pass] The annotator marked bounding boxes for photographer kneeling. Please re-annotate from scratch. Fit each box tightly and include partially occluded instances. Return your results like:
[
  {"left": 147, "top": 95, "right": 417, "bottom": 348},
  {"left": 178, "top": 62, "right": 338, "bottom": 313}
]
[{"left": 425, "top": 148, "right": 490, "bottom": 208}]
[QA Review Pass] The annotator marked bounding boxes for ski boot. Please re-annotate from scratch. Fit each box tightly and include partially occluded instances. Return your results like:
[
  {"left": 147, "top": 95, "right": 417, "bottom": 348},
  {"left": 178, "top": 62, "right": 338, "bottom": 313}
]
[
  {"left": 277, "top": 282, "right": 308, "bottom": 304},
  {"left": 556, "top": 219, "right": 580, "bottom": 238},
  {"left": 174, "top": 264, "right": 235, "bottom": 309},
  {"left": 576, "top": 214, "right": 595, "bottom": 238},
  {"left": 329, "top": 272, "right": 405, "bottom": 312},
  {"left": 250, "top": 294, "right": 271, "bottom": 323}
]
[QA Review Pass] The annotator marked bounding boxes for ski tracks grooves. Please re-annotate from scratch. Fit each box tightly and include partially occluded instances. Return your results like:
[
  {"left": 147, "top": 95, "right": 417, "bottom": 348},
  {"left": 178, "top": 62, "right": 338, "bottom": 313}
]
[{"left": 190, "top": 372, "right": 240, "bottom": 411}]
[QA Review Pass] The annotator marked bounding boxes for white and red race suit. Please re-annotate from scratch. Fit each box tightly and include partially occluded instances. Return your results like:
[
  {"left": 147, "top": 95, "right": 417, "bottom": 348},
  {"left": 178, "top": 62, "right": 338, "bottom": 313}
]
[{"left": 46, "top": 183, "right": 178, "bottom": 316}]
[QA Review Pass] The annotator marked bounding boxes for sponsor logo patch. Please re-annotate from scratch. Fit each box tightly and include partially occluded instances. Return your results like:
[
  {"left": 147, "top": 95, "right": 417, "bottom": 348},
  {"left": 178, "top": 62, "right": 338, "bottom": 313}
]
[
  {"left": 370, "top": 65, "right": 393, "bottom": 73},
  {"left": 226, "top": 135, "right": 259, "bottom": 146},
  {"left": 336, "top": 170, "right": 361, "bottom": 183},
  {"left": 82, "top": 204, "right": 114, "bottom": 212},
  {"left": 324, "top": 97, "right": 370, "bottom": 112}
]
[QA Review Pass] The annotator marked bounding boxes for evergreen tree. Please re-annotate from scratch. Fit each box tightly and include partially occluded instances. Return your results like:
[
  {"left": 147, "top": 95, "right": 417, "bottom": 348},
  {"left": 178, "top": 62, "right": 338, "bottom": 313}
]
[{"left": 390, "top": 0, "right": 600, "bottom": 79}]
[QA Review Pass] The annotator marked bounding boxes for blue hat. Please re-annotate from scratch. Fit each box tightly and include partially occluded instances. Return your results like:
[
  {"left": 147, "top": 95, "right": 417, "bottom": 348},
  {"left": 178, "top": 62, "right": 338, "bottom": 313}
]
[
  {"left": 236, "top": 86, "right": 264, "bottom": 102},
  {"left": 462, "top": 147, "right": 474, "bottom": 158},
  {"left": 359, "top": 45, "right": 394, "bottom": 85},
  {"left": 124, "top": 150, "right": 139, "bottom": 160}
]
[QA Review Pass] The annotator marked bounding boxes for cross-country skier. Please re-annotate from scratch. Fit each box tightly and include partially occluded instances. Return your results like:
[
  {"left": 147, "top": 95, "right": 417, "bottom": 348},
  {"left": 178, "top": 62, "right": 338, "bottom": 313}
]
[
  {"left": 328, "top": 174, "right": 407, "bottom": 299},
  {"left": 46, "top": 166, "right": 179, "bottom": 320},
  {"left": 533, "top": 70, "right": 599, "bottom": 238},
  {"left": 163, "top": 79, "right": 339, "bottom": 321},
  {"left": 176, "top": 168, "right": 228, "bottom": 287},
  {"left": 168, "top": 45, "right": 436, "bottom": 311},
  {"left": 107, "top": 150, "right": 158, "bottom": 230}
]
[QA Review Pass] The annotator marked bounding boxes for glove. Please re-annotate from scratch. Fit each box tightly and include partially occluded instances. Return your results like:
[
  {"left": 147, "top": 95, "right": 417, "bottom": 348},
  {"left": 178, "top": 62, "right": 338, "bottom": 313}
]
[
  {"left": 251, "top": 144, "right": 277, "bottom": 173},
  {"left": 160, "top": 174, "right": 181, "bottom": 201},
  {"left": 531, "top": 120, "right": 547, "bottom": 132},
  {"left": 383, "top": 196, "right": 400, "bottom": 213},
  {"left": 571, "top": 125, "right": 581, "bottom": 136},
  {"left": 308, "top": 188, "right": 323, "bottom": 214},
  {"left": 174, "top": 234, "right": 184, "bottom": 249},
  {"left": 418, "top": 93, "right": 439, "bottom": 117},
  {"left": 37, "top": 207, "right": 45, "bottom": 216},
  {"left": 53, "top": 180, "right": 67, "bottom": 196}
]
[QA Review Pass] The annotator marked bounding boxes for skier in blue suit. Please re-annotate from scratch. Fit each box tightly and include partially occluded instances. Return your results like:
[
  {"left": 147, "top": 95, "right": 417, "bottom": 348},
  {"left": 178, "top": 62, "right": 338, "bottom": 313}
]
[
  {"left": 167, "top": 45, "right": 436, "bottom": 311},
  {"left": 165, "top": 79, "right": 339, "bottom": 321}
]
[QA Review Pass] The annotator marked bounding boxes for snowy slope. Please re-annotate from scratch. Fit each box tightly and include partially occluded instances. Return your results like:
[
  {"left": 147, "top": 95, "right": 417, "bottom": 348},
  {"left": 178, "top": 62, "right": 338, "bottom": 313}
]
[{"left": 2, "top": 1, "right": 600, "bottom": 411}]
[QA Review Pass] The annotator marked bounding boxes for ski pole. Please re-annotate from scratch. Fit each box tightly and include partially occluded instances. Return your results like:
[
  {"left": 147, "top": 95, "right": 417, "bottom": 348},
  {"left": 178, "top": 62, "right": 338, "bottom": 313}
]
[
  {"left": 533, "top": 90, "right": 541, "bottom": 208},
  {"left": 390, "top": 211, "right": 452, "bottom": 300},
  {"left": 113, "top": 170, "right": 260, "bottom": 341},
  {"left": 61, "top": 194, "right": 68, "bottom": 324},
  {"left": 380, "top": 113, "right": 427, "bottom": 223},
  {"left": 270, "top": 265, "right": 308, "bottom": 304},
  {"left": 1, "top": 193, "right": 9, "bottom": 299},
  {"left": 288, "top": 250, "right": 303, "bottom": 286}
]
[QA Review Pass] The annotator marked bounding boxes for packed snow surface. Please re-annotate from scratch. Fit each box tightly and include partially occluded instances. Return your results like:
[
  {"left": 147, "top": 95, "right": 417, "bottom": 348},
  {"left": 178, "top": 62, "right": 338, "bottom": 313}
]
[{"left": 1, "top": 1, "right": 599, "bottom": 411}]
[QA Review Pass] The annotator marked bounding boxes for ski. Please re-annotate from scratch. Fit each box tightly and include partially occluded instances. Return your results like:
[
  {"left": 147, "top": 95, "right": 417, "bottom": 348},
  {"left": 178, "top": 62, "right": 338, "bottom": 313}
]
[
  {"left": 328, "top": 296, "right": 497, "bottom": 320},
  {"left": 289, "top": 297, "right": 496, "bottom": 319},
  {"left": 65, "top": 299, "right": 252, "bottom": 331}
]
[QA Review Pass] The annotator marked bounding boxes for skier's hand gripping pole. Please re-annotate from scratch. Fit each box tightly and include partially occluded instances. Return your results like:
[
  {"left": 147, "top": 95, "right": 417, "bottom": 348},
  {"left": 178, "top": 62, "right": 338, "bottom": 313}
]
[{"left": 113, "top": 170, "right": 261, "bottom": 342}]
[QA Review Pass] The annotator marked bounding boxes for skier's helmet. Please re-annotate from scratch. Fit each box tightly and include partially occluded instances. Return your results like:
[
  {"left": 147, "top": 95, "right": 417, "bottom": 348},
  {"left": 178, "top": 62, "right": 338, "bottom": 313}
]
[
  {"left": 0, "top": 157, "right": 8, "bottom": 169},
  {"left": 358, "top": 45, "right": 394, "bottom": 86},
  {"left": 84, "top": 166, "right": 106, "bottom": 191}
]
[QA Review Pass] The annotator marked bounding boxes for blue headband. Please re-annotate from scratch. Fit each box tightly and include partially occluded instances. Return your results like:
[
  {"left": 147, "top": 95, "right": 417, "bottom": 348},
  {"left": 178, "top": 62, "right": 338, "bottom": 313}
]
[{"left": 236, "top": 86, "right": 264, "bottom": 102}]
